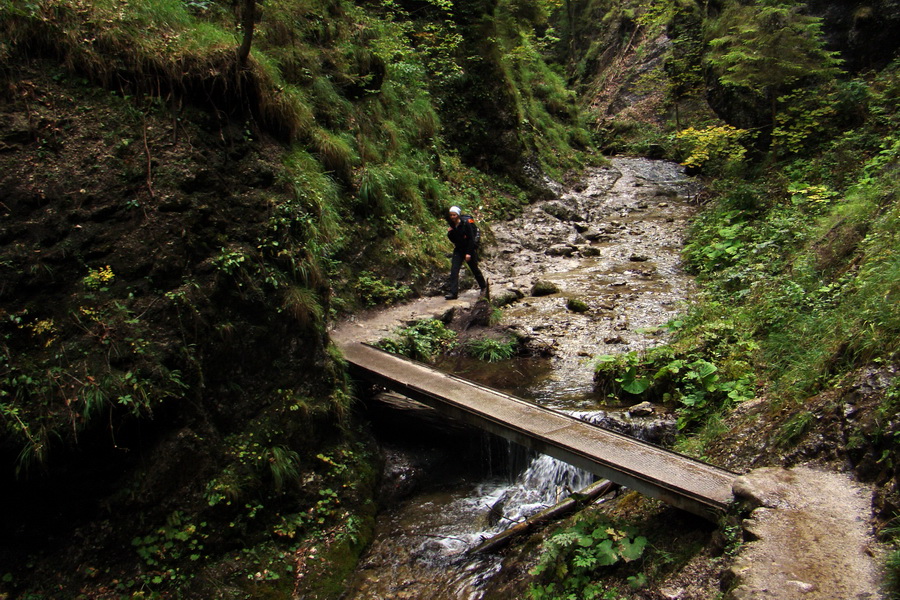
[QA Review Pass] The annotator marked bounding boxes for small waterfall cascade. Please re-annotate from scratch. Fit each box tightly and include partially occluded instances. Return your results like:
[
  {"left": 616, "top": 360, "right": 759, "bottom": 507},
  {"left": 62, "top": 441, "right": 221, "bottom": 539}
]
[
  {"left": 401, "top": 431, "right": 601, "bottom": 599},
  {"left": 345, "top": 407, "right": 677, "bottom": 599}
]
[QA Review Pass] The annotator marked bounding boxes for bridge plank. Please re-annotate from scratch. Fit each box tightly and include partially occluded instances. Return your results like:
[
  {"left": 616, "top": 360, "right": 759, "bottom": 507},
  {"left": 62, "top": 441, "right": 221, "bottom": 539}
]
[{"left": 342, "top": 342, "right": 737, "bottom": 521}]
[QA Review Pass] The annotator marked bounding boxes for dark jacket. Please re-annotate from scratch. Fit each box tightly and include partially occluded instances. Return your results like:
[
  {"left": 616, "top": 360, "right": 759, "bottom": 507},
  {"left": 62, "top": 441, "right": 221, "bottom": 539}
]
[{"left": 448, "top": 218, "right": 477, "bottom": 255}]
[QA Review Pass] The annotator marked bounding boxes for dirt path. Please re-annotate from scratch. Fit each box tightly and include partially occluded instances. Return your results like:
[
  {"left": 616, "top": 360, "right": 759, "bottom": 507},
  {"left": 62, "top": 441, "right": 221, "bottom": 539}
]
[{"left": 729, "top": 467, "right": 883, "bottom": 600}]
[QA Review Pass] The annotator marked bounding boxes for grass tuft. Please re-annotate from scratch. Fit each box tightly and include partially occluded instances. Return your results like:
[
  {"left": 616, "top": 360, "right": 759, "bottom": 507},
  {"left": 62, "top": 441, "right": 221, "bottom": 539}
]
[{"left": 282, "top": 285, "right": 324, "bottom": 330}]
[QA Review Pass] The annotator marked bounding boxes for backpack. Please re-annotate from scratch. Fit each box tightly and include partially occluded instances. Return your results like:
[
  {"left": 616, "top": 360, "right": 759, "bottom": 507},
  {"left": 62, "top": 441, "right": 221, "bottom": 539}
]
[{"left": 461, "top": 214, "right": 481, "bottom": 248}]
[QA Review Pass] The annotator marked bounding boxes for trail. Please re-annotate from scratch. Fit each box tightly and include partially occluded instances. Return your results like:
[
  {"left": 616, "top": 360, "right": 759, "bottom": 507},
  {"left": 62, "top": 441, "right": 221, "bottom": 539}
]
[
  {"left": 726, "top": 467, "right": 883, "bottom": 600},
  {"left": 331, "top": 158, "right": 886, "bottom": 599}
]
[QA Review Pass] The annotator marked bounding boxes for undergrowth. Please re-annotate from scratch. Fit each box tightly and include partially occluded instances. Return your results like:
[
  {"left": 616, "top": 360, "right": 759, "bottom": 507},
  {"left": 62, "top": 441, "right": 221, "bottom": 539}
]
[
  {"left": 528, "top": 512, "right": 649, "bottom": 600},
  {"left": 594, "top": 59, "right": 899, "bottom": 450},
  {"left": 376, "top": 319, "right": 457, "bottom": 362},
  {"left": 467, "top": 337, "right": 518, "bottom": 362}
]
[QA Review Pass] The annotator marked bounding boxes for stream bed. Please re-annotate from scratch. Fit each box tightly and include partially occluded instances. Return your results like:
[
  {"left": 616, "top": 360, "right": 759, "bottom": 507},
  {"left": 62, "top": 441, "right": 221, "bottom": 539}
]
[{"left": 342, "top": 158, "right": 701, "bottom": 599}]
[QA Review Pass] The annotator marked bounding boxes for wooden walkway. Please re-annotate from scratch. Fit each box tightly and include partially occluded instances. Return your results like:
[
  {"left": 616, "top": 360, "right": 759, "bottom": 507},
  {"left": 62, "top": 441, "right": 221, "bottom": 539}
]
[{"left": 342, "top": 342, "right": 738, "bottom": 521}]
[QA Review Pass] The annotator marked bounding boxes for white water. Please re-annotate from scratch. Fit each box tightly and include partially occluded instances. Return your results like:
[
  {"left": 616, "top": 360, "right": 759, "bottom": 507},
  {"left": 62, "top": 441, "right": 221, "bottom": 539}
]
[{"left": 416, "top": 445, "right": 598, "bottom": 599}]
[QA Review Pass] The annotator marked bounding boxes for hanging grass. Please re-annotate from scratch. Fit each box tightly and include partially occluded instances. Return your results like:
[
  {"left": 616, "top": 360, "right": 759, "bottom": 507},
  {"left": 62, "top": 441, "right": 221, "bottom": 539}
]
[
  {"left": 409, "top": 97, "right": 440, "bottom": 144},
  {"left": 311, "top": 127, "right": 358, "bottom": 182},
  {"left": 310, "top": 74, "right": 352, "bottom": 127},
  {"left": 282, "top": 285, "right": 325, "bottom": 330},
  {"left": 282, "top": 148, "right": 343, "bottom": 242},
  {"left": 357, "top": 165, "right": 393, "bottom": 216}
]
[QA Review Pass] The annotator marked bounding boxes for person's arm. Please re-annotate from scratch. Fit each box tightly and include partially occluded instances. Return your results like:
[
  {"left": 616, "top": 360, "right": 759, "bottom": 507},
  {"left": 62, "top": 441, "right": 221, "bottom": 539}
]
[{"left": 462, "top": 221, "right": 476, "bottom": 258}]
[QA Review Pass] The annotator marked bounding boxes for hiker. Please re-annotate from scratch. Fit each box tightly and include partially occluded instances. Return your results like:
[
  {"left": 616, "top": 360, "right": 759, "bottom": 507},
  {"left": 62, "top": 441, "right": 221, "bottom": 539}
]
[{"left": 445, "top": 205, "right": 488, "bottom": 300}]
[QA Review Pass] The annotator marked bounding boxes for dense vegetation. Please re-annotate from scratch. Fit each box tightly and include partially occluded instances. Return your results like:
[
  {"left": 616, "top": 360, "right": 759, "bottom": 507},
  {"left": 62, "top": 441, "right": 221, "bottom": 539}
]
[
  {"left": 0, "top": 0, "right": 592, "bottom": 597},
  {"left": 572, "top": 0, "right": 900, "bottom": 598},
  {"left": 0, "top": 0, "right": 897, "bottom": 598}
]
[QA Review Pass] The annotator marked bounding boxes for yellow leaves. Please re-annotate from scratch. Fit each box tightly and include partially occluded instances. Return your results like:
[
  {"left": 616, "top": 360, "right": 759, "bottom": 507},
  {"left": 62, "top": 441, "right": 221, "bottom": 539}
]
[
  {"left": 23, "top": 318, "right": 58, "bottom": 347},
  {"left": 82, "top": 265, "right": 115, "bottom": 289},
  {"left": 675, "top": 124, "right": 748, "bottom": 170},
  {"left": 789, "top": 183, "right": 838, "bottom": 207},
  {"left": 79, "top": 306, "right": 99, "bottom": 319}
]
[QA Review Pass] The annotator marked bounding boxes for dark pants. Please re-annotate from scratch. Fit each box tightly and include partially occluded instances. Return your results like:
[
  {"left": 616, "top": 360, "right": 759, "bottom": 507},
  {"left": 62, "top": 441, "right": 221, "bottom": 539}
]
[{"left": 448, "top": 250, "right": 487, "bottom": 296}]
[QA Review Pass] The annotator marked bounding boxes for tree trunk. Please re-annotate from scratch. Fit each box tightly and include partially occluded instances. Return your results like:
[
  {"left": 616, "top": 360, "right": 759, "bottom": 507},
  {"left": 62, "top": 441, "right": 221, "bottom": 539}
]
[{"left": 236, "top": 0, "right": 256, "bottom": 67}]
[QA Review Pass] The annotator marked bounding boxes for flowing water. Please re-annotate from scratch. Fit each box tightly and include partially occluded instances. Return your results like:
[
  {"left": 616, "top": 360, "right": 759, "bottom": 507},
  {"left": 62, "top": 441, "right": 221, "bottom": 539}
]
[{"left": 343, "top": 158, "right": 700, "bottom": 599}]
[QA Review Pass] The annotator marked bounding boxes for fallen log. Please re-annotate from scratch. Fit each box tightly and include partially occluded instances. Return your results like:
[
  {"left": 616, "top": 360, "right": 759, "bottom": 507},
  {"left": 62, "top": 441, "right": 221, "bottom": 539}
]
[{"left": 470, "top": 479, "right": 620, "bottom": 555}]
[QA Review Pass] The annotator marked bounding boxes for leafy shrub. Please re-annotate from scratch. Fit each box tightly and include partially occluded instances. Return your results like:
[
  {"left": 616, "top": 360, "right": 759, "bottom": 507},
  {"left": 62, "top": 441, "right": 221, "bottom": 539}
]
[
  {"left": 82, "top": 265, "right": 116, "bottom": 290},
  {"left": 594, "top": 344, "right": 755, "bottom": 431},
  {"left": 376, "top": 319, "right": 457, "bottom": 362},
  {"left": 529, "top": 516, "right": 648, "bottom": 600},
  {"left": 354, "top": 272, "right": 411, "bottom": 307},
  {"left": 674, "top": 125, "right": 747, "bottom": 174}
]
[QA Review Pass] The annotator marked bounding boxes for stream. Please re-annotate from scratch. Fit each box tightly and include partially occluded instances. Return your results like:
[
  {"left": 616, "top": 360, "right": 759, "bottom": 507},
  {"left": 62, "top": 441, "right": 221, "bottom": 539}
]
[{"left": 341, "top": 158, "right": 701, "bottom": 599}]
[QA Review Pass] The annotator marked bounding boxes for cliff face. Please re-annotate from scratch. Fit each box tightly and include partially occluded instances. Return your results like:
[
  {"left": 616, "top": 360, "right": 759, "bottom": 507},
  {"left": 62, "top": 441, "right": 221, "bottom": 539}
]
[
  {"left": 567, "top": 0, "right": 899, "bottom": 140},
  {"left": 0, "top": 56, "right": 355, "bottom": 596},
  {"left": 806, "top": 0, "right": 900, "bottom": 71}
]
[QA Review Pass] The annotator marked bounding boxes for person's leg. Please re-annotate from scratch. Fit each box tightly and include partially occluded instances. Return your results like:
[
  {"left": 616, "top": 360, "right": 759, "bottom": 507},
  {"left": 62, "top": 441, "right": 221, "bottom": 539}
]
[
  {"left": 447, "top": 251, "right": 464, "bottom": 298},
  {"left": 467, "top": 255, "right": 488, "bottom": 291}
]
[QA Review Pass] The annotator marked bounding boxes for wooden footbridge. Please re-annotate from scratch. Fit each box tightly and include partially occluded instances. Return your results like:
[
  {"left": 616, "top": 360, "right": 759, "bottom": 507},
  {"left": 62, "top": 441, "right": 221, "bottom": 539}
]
[{"left": 342, "top": 342, "right": 738, "bottom": 522}]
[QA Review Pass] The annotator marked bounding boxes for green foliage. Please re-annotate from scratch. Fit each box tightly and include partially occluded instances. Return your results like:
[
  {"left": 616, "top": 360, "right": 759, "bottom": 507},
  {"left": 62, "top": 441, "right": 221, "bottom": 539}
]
[
  {"left": 130, "top": 511, "right": 208, "bottom": 590},
  {"left": 466, "top": 337, "right": 517, "bottom": 362},
  {"left": 311, "top": 127, "right": 358, "bottom": 182},
  {"left": 281, "top": 285, "right": 325, "bottom": 330},
  {"left": 1, "top": 297, "right": 188, "bottom": 475},
  {"left": 376, "top": 319, "right": 457, "bottom": 362},
  {"left": 773, "top": 86, "right": 840, "bottom": 155},
  {"left": 594, "top": 319, "right": 757, "bottom": 430},
  {"left": 266, "top": 446, "right": 302, "bottom": 492},
  {"left": 82, "top": 265, "right": 116, "bottom": 290},
  {"left": 528, "top": 515, "right": 648, "bottom": 600},
  {"left": 659, "top": 61, "right": 900, "bottom": 473},
  {"left": 881, "top": 515, "right": 900, "bottom": 599},
  {"left": 705, "top": 2, "right": 843, "bottom": 99},
  {"left": 886, "top": 545, "right": 900, "bottom": 600},
  {"left": 354, "top": 272, "right": 411, "bottom": 307},
  {"left": 776, "top": 410, "right": 815, "bottom": 447}
]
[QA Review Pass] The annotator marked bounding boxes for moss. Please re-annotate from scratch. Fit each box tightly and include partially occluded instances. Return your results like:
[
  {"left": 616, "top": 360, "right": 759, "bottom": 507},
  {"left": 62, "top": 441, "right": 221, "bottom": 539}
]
[
  {"left": 532, "top": 280, "right": 561, "bottom": 296},
  {"left": 566, "top": 297, "right": 590, "bottom": 313}
]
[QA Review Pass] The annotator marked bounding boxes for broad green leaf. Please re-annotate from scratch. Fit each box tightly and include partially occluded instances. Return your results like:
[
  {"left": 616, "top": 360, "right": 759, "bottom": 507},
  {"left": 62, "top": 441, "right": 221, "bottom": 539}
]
[
  {"left": 594, "top": 539, "right": 619, "bottom": 566},
  {"left": 618, "top": 536, "right": 648, "bottom": 562}
]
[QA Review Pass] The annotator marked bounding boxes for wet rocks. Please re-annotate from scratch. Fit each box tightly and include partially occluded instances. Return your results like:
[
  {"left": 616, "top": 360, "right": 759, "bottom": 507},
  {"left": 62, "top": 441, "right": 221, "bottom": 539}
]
[
  {"left": 627, "top": 401, "right": 655, "bottom": 417},
  {"left": 546, "top": 244, "right": 576, "bottom": 257},
  {"left": 542, "top": 201, "right": 581, "bottom": 221},
  {"left": 581, "top": 228, "right": 607, "bottom": 241},
  {"left": 465, "top": 157, "right": 699, "bottom": 403},
  {"left": 566, "top": 297, "right": 590, "bottom": 313},
  {"left": 492, "top": 288, "right": 524, "bottom": 307},
  {"left": 579, "top": 245, "right": 603, "bottom": 257},
  {"left": 575, "top": 410, "right": 676, "bottom": 445},
  {"left": 531, "top": 280, "right": 560, "bottom": 296}
]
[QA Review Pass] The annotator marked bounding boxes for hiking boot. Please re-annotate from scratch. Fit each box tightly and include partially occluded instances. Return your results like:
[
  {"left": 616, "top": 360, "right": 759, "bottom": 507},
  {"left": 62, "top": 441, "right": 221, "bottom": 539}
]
[
  {"left": 444, "top": 294, "right": 458, "bottom": 300},
  {"left": 479, "top": 279, "right": 490, "bottom": 298}
]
